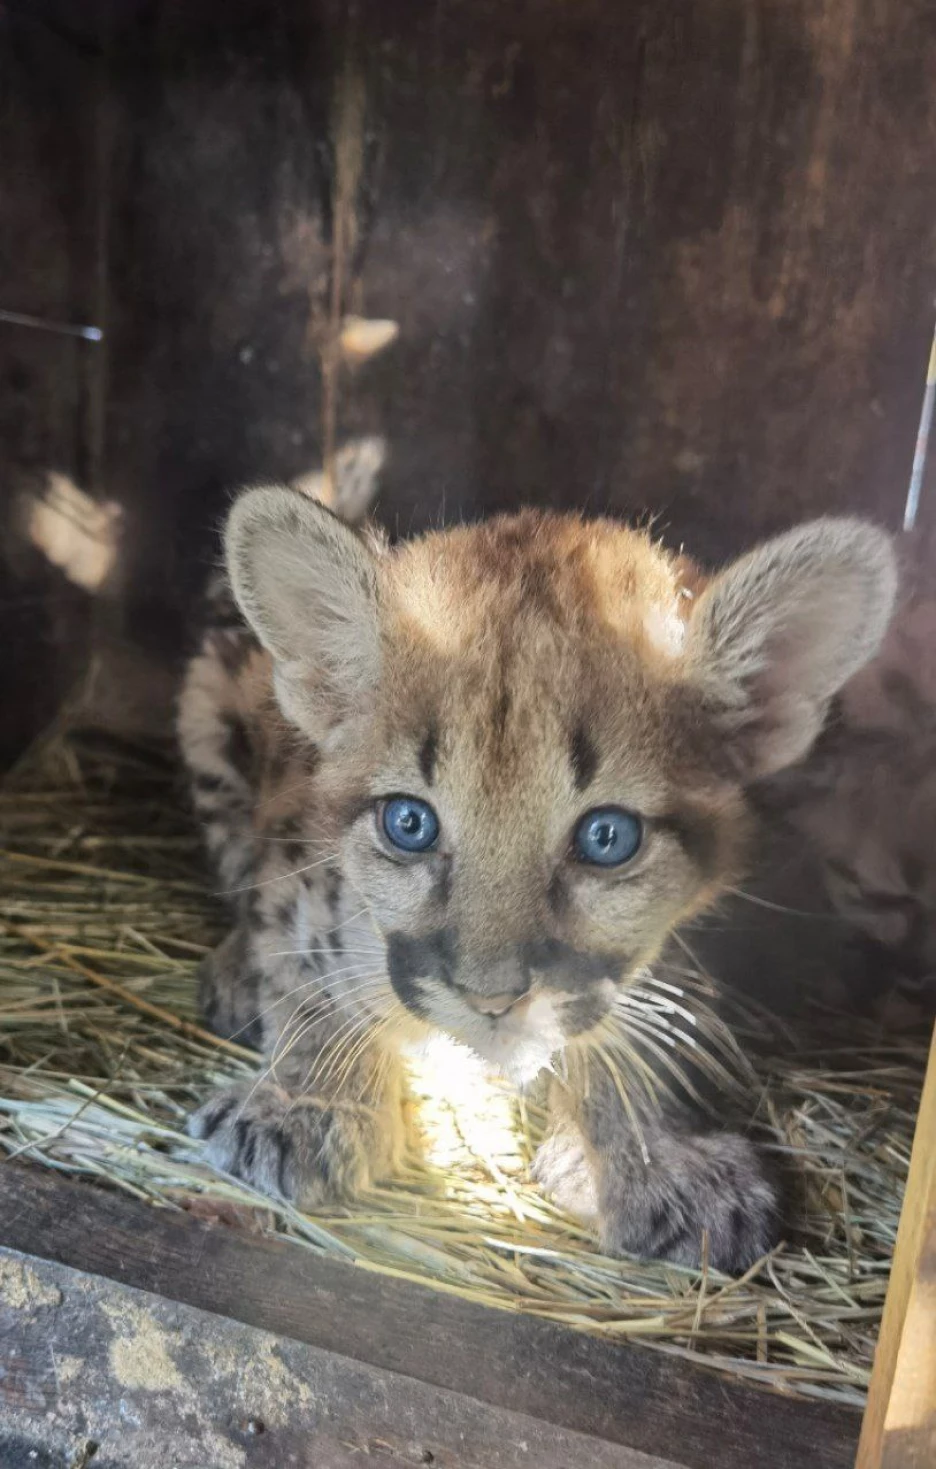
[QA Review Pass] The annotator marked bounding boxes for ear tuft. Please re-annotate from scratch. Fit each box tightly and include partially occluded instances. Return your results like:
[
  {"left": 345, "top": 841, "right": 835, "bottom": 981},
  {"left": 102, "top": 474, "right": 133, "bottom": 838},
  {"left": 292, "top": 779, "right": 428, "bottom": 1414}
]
[
  {"left": 225, "top": 486, "right": 380, "bottom": 737},
  {"left": 685, "top": 518, "right": 898, "bottom": 778}
]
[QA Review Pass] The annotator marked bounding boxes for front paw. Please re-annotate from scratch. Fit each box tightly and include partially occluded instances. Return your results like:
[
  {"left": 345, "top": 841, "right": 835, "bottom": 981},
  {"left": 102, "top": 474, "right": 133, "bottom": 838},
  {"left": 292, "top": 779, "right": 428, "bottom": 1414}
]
[
  {"left": 532, "top": 1130, "right": 600, "bottom": 1223},
  {"left": 600, "top": 1131, "right": 779, "bottom": 1273},
  {"left": 188, "top": 1082, "right": 395, "bottom": 1207}
]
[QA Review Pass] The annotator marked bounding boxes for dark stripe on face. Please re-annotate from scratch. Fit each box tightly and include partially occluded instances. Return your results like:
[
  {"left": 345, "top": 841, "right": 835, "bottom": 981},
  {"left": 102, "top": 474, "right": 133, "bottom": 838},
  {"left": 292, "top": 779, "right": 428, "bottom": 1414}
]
[
  {"left": 341, "top": 792, "right": 377, "bottom": 828},
  {"left": 194, "top": 771, "right": 225, "bottom": 796},
  {"left": 386, "top": 965, "right": 429, "bottom": 1018},
  {"left": 570, "top": 726, "right": 599, "bottom": 790},
  {"left": 432, "top": 858, "right": 452, "bottom": 907},
  {"left": 655, "top": 808, "right": 719, "bottom": 877},
  {"left": 418, "top": 725, "right": 439, "bottom": 785},
  {"left": 492, "top": 685, "right": 511, "bottom": 742},
  {"left": 214, "top": 629, "right": 254, "bottom": 677},
  {"left": 386, "top": 928, "right": 458, "bottom": 1015},
  {"left": 562, "top": 991, "right": 611, "bottom": 1037},
  {"left": 546, "top": 870, "right": 568, "bottom": 917},
  {"left": 221, "top": 713, "right": 254, "bottom": 782},
  {"left": 524, "top": 938, "right": 622, "bottom": 985}
]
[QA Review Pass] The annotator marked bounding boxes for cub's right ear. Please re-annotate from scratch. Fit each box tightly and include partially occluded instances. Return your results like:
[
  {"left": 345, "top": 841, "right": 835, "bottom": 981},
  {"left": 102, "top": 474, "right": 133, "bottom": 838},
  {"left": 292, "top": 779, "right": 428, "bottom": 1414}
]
[
  {"left": 684, "top": 517, "right": 898, "bottom": 779},
  {"left": 225, "top": 486, "right": 380, "bottom": 739}
]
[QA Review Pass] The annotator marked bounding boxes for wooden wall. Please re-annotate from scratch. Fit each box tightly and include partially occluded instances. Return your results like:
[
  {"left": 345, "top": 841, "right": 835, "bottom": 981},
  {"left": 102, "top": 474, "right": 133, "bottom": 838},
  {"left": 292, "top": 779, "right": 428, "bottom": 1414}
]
[
  {"left": 3, "top": 0, "right": 936, "bottom": 749},
  {"left": 0, "top": 3, "right": 104, "bottom": 760}
]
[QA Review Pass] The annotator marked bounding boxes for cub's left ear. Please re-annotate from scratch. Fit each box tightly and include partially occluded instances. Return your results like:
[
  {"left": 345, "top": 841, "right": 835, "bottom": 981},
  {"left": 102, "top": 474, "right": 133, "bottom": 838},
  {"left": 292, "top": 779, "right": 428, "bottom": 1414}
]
[
  {"left": 684, "top": 518, "right": 898, "bottom": 778},
  {"left": 224, "top": 485, "right": 380, "bottom": 740}
]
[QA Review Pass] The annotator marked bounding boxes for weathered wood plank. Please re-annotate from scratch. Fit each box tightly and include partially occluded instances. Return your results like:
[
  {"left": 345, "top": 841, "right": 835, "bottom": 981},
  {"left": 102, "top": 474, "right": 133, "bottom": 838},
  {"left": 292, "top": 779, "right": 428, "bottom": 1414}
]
[
  {"left": 0, "top": 1247, "right": 677, "bottom": 1469},
  {"left": 0, "top": 1163, "right": 859, "bottom": 1469},
  {"left": 8, "top": 0, "right": 936, "bottom": 748},
  {"left": 0, "top": 5, "right": 104, "bottom": 763},
  {"left": 856, "top": 1022, "right": 936, "bottom": 1469},
  {"left": 100, "top": 0, "right": 936, "bottom": 640}
]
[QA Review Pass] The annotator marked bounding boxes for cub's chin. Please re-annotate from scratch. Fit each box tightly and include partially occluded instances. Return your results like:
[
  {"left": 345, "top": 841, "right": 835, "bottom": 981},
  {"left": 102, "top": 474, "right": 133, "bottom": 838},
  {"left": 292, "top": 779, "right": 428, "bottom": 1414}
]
[{"left": 420, "top": 989, "right": 572, "bottom": 1086}]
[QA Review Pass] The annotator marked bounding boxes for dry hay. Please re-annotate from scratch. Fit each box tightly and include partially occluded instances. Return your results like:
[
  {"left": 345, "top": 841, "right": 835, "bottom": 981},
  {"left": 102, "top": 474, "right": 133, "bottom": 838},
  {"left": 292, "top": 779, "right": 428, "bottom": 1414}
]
[{"left": 0, "top": 729, "right": 926, "bottom": 1408}]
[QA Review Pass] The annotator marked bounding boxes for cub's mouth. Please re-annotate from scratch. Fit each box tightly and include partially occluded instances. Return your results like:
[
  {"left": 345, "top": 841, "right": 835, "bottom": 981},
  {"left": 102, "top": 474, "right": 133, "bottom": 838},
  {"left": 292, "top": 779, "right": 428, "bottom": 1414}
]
[
  {"left": 451, "top": 984, "right": 530, "bottom": 1018},
  {"left": 393, "top": 968, "right": 622, "bottom": 1085}
]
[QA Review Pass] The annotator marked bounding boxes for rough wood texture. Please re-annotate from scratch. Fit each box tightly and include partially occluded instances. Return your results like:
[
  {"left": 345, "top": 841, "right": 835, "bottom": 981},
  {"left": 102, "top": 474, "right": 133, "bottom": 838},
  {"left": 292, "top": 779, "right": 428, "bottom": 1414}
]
[
  {"left": 0, "top": 4, "right": 104, "bottom": 762},
  {"left": 5, "top": 0, "right": 936, "bottom": 753},
  {"left": 95, "top": 0, "right": 936, "bottom": 650},
  {"left": 0, "top": 1247, "right": 680, "bottom": 1469},
  {"left": 856, "top": 1023, "right": 936, "bottom": 1469},
  {"left": 0, "top": 1164, "right": 861, "bottom": 1469}
]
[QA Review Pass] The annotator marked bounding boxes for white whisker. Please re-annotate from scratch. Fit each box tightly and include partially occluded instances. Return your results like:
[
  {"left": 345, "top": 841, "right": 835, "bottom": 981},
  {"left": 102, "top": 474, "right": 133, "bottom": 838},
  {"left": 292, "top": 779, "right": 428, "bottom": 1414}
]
[
  {"left": 308, "top": 1004, "right": 391, "bottom": 1092},
  {"left": 723, "top": 885, "right": 839, "bottom": 920},
  {"left": 326, "top": 906, "right": 373, "bottom": 932},
  {"left": 274, "top": 999, "right": 378, "bottom": 1080},
  {"left": 266, "top": 944, "right": 385, "bottom": 960},
  {"left": 642, "top": 974, "right": 687, "bottom": 998},
  {"left": 227, "top": 968, "right": 389, "bottom": 1045},
  {"left": 217, "top": 852, "right": 338, "bottom": 896},
  {"left": 254, "top": 774, "right": 320, "bottom": 809},
  {"left": 604, "top": 1015, "right": 709, "bottom": 1109},
  {"left": 623, "top": 986, "right": 699, "bottom": 1029}
]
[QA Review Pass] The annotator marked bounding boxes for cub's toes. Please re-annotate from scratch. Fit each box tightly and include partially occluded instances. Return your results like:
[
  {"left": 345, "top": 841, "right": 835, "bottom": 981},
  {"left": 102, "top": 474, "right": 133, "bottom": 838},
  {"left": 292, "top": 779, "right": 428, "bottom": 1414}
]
[
  {"left": 532, "top": 1131, "right": 599, "bottom": 1223},
  {"left": 188, "top": 1086, "right": 377, "bottom": 1206},
  {"left": 600, "top": 1132, "right": 780, "bottom": 1273}
]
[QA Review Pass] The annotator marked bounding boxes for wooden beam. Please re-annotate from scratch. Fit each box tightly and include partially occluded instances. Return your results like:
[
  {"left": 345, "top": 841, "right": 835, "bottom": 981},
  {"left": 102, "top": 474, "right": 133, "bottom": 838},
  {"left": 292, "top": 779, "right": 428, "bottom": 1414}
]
[
  {"left": 0, "top": 1247, "right": 675, "bottom": 1469},
  {"left": 0, "top": 1163, "right": 860, "bottom": 1469},
  {"left": 856, "top": 1022, "right": 936, "bottom": 1469}
]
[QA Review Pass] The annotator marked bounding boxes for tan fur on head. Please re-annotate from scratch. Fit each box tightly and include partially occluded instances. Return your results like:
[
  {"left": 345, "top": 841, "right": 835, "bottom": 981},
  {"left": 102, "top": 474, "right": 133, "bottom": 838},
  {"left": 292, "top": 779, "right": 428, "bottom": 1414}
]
[{"left": 222, "top": 498, "right": 897, "bottom": 1072}]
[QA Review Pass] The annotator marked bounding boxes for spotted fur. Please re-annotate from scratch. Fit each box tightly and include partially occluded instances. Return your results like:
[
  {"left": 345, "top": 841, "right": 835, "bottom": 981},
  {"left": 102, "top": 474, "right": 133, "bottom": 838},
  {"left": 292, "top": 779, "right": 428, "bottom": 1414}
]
[{"left": 179, "top": 457, "right": 896, "bottom": 1271}]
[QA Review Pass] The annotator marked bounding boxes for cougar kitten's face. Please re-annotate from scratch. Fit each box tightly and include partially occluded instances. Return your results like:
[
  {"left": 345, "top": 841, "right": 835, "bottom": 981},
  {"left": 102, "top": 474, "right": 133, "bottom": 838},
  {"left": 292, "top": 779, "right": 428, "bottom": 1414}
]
[
  {"left": 226, "top": 500, "right": 896, "bottom": 1080},
  {"left": 338, "top": 560, "right": 745, "bottom": 1077}
]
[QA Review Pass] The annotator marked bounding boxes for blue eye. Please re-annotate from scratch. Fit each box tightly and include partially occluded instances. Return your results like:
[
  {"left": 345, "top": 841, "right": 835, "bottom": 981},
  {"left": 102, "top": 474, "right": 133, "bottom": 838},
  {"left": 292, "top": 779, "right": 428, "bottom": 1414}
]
[
  {"left": 574, "top": 807, "right": 642, "bottom": 867},
  {"left": 381, "top": 796, "right": 440, "bottom": 854}
]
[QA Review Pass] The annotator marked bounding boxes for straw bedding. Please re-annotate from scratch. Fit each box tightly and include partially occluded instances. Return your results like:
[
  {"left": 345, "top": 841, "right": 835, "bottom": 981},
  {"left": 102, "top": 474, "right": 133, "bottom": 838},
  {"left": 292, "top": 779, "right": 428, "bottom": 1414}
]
[{"left": 0, "top": 728, "right": 925, "bottom": 1407}]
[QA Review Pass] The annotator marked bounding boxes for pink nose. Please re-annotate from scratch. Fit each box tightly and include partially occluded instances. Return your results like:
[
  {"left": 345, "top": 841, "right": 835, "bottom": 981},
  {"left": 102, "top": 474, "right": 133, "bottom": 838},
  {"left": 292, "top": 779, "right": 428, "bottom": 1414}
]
[{"left": 460, "top": 990, "right": 530, "bottom": 1018}]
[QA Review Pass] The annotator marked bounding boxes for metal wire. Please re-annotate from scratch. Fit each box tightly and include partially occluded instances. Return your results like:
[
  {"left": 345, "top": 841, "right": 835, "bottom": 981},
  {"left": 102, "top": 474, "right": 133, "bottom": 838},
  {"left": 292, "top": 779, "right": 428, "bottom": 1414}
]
[
  {"left": 903, "top": 316, "right": 936, "bottom": 532},
  {"left": 0, "top": 308, "right": 103, "bottom": 343}
]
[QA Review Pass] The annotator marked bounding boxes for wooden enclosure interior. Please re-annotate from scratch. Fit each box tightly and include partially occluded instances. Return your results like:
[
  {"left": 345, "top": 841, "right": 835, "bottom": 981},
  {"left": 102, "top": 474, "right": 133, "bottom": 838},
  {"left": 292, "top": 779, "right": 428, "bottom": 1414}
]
[
  {"left": 2, "top": 2, "right": 936, "bottom": 1467},
  {"left": 4, "top": 0, "right": 936, "bottom": 754}
]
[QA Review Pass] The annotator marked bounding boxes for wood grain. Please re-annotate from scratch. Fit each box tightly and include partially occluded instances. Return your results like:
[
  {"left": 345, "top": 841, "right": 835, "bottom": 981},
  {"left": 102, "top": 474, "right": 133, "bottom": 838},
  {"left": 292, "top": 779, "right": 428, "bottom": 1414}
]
[
  {"left": 98, "top": 0, "right": 936, "bottom": 645},
  {"left": 0, "top": 5, "right": 101, "bottom": 762},
  {"left": 0, "top": 1163, "right": 860, "bottom": 1469},
  {"left": 6, "top": 1, "right": 936, "bottom": 755},
  {"left": 856, "top": 1022, "right": 936, "bottom": 1469},
  {"left": 0, "top": 1246, "right": 677, "bottom": 1469}
]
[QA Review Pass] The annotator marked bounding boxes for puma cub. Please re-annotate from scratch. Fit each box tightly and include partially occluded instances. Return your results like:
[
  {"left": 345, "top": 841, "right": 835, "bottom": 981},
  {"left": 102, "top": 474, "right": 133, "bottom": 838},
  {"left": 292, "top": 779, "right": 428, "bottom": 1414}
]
[{"left": 179, "top": 459, "right": 895, "bottom": 1272}]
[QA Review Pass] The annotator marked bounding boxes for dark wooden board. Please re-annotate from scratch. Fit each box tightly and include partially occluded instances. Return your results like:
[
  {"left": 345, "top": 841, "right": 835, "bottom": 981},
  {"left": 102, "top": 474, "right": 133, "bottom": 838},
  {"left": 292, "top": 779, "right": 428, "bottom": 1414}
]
[
  {"left": 0, "top": 4, "right": 105, "bottom": 762},
  {"left": 0, "top": 1246, "right": 674, "bottom": 1469},
  {"left": 0, "top": 1164, "right": 860, "bottom": 1469},
  {"left": 97, "top": 0, "right": 936, "bottom": 651},
  {"left": 6, "top": 0, "right": 936, "bottom": 753}
]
